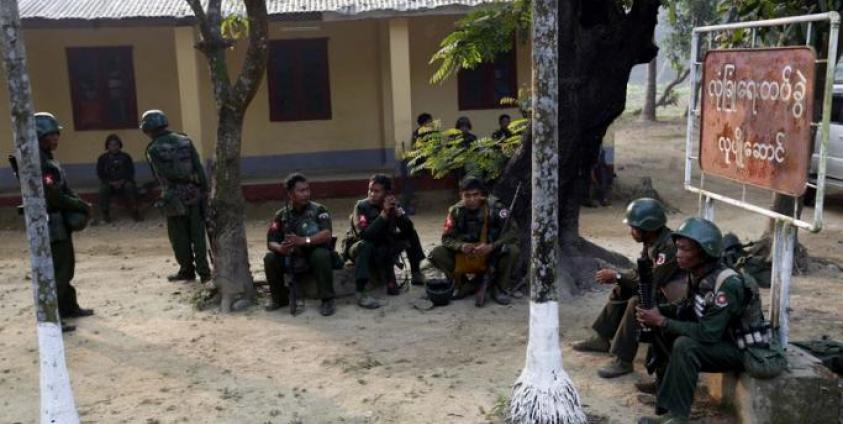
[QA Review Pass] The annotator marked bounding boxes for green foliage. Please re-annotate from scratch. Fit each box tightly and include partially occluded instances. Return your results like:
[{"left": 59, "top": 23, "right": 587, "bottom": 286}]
[
  {"left": 220, "top": 14, "right": 250, "bottom": 41},
  {"left": 715, "top": 0, "right": 843, "bottom": 48},
  {"left": 405, "top": 117, "right": 528, "bottom": 182},
  {"left": 429, "top": 0, "right": 531, "bottom": 84},
  {"left": 663, "top": 0, "right": 719, "bottom": 73}
]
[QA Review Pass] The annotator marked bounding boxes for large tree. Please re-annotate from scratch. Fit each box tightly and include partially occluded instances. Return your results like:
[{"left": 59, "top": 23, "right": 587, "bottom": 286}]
[
  {"left": 186, "top": 0, "right": 268, "bottom": 311},
  {"left": 432, "top": 0, "right": 661, "bottom": 295}
]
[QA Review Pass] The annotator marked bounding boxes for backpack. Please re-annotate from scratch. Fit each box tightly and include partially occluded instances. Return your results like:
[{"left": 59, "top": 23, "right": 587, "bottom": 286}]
[{"left": 792, "top": 337, "right": 843, "bottom": 376}]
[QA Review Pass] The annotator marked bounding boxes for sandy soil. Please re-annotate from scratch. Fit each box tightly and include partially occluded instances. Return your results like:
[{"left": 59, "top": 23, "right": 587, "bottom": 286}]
[{"left": 1, "top": 118, "right": 841, "bottom": 424}]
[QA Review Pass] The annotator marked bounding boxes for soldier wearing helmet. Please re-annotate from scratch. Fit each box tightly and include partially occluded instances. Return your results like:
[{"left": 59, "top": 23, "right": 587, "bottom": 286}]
[
  {"left": 35, "top": 112, "right": 95, "bottom": 332},
  {"left": 573, "top": 198, "right": 684, "bottom": 384},
  {"left": 141, "top": 109, "right": 211, "bottom": 283},
  {"left": 636, "top": 217, "right": 766, "bottom": 424}
]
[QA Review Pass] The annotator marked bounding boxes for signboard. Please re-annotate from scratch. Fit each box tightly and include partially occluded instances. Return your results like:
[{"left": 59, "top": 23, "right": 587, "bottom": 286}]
[{"left": 700, "top": 47, "right": 816, "bottom": 196}]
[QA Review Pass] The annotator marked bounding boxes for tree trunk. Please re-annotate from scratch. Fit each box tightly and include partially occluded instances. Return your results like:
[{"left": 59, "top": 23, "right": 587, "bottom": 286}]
[
  {"left": 187, "top": 0, "right": 268, "bottom": 311},
  {"left": 508, "top": 0, "right": 585, "bottom": 422},
  {"left": 641, "top": 56, "right": 657, "bottom": 121},
  {"left": 655, "top": 68, "right": 690, "bottom": 108},
  {"left": 492, "top": 0, "right": 659, "bottom": 296},
  {"left": 208, "top": 109, "right": 255, "bottom": 311},
  {"left": 0, "top": 1, "right": 79, "bottom": 421}
]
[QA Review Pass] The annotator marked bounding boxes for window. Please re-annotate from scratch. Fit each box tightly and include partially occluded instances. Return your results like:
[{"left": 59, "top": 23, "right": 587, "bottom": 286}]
[
  {"left": 457, "top": 47, "right": 517, "bottom": 110},
  {"left": 267, "top": 38, "right": 332, "bottom": 121},
  {"left": 66, "top": 46, "right": 138, "bottom": 130}
]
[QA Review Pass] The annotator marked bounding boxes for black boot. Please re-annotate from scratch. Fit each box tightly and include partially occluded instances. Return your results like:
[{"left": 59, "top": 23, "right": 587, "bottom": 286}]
[{"left": 167, "top": 271, "right": 196, "bottom": 282}]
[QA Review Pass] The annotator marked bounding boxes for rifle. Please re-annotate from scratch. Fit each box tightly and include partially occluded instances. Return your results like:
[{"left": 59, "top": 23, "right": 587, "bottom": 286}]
[
  {"left": 636, "top": 253, "right": 659, "bottom": 374},
  {"left": 281, "top": 195, "right": 305, "bottom": 316},
  {"left": 8, "top": 154, "right": 24, "bottom": 215},
  {"left": 476, "top": 182, "right": 521, "bottom": 304}
]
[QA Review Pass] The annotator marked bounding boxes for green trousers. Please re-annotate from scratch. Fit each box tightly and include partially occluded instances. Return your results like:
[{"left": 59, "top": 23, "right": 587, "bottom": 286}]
[
  {"left": 263, "top": 247, "right": 335, "bottom": 303},
  {"left": 166, "top": 204, "right": 210, "bottom": 278},
  {"left": 52, "top": 236, "right": 81, "bottom": 317},
  {"left": 592, "top": 284, "right": 641, "bottom": 363},
  {"left": 427, "top": 244, "right": 519, "bottom": 290},
  {"left": 657, "top": 336, "right": 743, "bottom": 417},
  {"left": 98, "top": 181, "right": 138, "bottom": 215}
]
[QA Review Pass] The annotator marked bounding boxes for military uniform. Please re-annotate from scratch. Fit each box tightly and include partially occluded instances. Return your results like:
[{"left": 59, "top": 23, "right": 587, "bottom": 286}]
[
  {"left": 41, "top": 145, "right": 89, "bottom": 317},
  {"left": 96, "top": 149, "right": 139, "bottom": 220},
  {"left": 263, "top": 202, "right": 335, "bottom": 305},
  {"left": 345, "top": 199, "right": 425, "bottom": 291},
  {"left": 654, "top": 262, "right": 746, "bottom": 418},
  {"left": 145, "top": 130, "right": 210, "bottom": 281},
  {"left": 428, "top": 197, "right": 519, "bottom": 295},
  {"left": 591, "top": 226, "right": 682, "bottom": 365}
]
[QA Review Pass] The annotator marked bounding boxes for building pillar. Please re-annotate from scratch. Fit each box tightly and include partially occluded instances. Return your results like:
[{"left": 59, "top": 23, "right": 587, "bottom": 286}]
[
  {"left": 172, "top": 26, "right": 207, "bottom": 159},
  {"left": 380, "top": 18, "right": 412, "bottom": 163}
]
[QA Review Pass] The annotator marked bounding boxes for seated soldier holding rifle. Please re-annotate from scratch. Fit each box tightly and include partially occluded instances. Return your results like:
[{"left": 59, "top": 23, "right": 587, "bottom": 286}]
[{"left": 428, "top": 176, "right": 519, "bottom": 307}]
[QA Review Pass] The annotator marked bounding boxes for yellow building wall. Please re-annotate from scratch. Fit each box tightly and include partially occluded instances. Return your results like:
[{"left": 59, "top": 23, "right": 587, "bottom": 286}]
[
  {"left": 0, "top": 26, "right": 184, "bottom": 169},
  {"left": 408, "top": 15, "right": 531, "bottom": 139},
  {"left": 209, "top": 19, "right": 386, "bottom": 160}
]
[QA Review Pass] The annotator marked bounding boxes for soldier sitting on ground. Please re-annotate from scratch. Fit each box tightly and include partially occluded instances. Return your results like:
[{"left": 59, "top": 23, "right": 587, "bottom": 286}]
[
  {"left": 264, "top": 173, "right": 336, "bottom": 317},
  {"left": 572, "top": 198, "right": 684, "bottom": 381},
  {"left": 96, "top": 134, "right": 141, "bottom": 223},
  {"left": 343, "top": 174, "right": 426, "bottom": 309},
  {"left": 428, "top": 176, "right": 519, "bottom": 307},
  {"left": 636, "top": 217, "right": 769, "bottom": 424},
  {"left": 36, "top": 112, "right": 95, "bottom": 332}
]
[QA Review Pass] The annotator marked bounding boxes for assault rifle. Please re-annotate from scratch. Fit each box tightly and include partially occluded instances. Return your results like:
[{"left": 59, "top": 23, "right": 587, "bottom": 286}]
[
  {"left": 8, "top": 154, "right": 23, "bottom": 215},
  {"left": 637, "top": 255, "right": 655, "bottom": 344},
  {"left": 476, "top": 182, "right": 521, "bottom": 305}
]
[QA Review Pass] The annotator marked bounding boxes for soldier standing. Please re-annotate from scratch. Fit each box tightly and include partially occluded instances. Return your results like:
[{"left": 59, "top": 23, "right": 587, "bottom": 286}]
[
  {"left": 141, "top": 110, "right": 211, "bottom": 283},
  {"left": 263, "top": 173, "right": 336, "bottom": 317},
  {"left": 344, "top": 174, "right": 426, "bottom": 309},
  {"left": 35, "top": 112, "right": 94, "bottom": 331},
  {"left": 96, "top": 134, "right": 141, "bottom": 222},
  {"left": 636, "top": 217, "right": 765, "bottom": 423},
  {"left": 428, "top": 177, "right": 519, "bottom": 307},
  {"left": 572, "top": 198, "right": 683, "bottom": 381}
]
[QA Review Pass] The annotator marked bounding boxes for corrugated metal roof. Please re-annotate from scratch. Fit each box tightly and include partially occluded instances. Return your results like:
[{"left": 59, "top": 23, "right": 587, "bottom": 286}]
[{"left": 19, "top": 0, "right": 501, "bottom": 21}]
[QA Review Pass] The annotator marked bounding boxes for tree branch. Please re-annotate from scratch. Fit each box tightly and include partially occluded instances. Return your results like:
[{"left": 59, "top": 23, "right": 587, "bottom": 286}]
[
  {"left": 655, "top": 67, "right": 690, "bottom": 107},
  {"left": 185, "top": 0, "right": 232, "bottom": 109},
  {"left": 230, "top": 0, "right": 269, "bottom": 112}
]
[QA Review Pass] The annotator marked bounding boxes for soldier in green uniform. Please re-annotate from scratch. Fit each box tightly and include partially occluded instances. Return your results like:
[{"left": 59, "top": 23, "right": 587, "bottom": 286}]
[
  {"left": 141, "top": 110, "right": 211, "bottom": 283},
  {"left": 35, "top": 113, "right": 95, "bottom": 331},
  {"left": 344, "top": 174, "right": 426, "bottom": 309},
  {"left": 263, "top": 173, "right": 336, "bottom": 317},
  {"left": 572, "top": 198, "right": 683, "bottom": 380},
  {"left": 96, "top": 134, "right": 141, "bottom": 223},
  {"left": 427, "top": 177, "right": 519, "bottom": 307},
  {"left": 637, "top": 217, "right": 764, "bottom": 424}
]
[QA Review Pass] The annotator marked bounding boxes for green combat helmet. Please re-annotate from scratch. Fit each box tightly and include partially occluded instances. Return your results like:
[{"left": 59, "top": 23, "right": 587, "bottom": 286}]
[
  {"left": 672, "top": 216, "right": 723, "bottom": 258},
  {"left": 34, "top": 112, "right": 62, "bottom": 139},
  {"left": 139, "top": 109, "right": 169, "bottom": 132},
  {"left": 623, "top": 198, "right": 666, "bottom": 231}
]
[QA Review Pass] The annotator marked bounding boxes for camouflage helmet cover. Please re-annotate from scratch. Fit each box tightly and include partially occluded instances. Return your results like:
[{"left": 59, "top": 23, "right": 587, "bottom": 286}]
[
  {"left": 722, "top": 232, "right": 743, "bottom": 251},
  {"left": 672, "top": 216, "right": 724, "bottom": 258},
  {"left": 623, "top": 198, "right": 667, "bottom": 231},
  {"left": 139, "top": 109, "right": 169, "bottom": 132},
  {"left": 34, "top": 112, "right": 62, "bottom": 139}
]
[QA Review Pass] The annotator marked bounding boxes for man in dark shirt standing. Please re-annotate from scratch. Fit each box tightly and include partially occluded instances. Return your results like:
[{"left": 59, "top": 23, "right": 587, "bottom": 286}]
[{"left": 96, "top": 134, "right": 141, "bottom": 222}]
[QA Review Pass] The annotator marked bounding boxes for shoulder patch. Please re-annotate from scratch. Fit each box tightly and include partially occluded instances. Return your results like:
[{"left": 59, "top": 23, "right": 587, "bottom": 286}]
[
  {"left": 269, "top": 221, "right": 281, "bottom": 233},
  {"left": 43, "top": 173, "right": 55, "bottom": 186},
  {"left": 318, "top": 212, "right": 330, "bottom": 221},
  {"left": 443, "top": 214, "right": 455, "bottom": 232},
  {"left": 358, "top": 214, "right": 369, "bottom": 229},
  {"left": 656, "top": 253, "right": 666, "bottom": 266},
  {"left": 499, "top": 208, "right": 510, "bottom": 219},
  {"left": 714, "top": 291, "right": 729, "bottom": 308}
]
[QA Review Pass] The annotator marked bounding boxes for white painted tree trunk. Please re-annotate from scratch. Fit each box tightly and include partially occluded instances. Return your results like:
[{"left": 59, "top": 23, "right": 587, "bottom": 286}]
[
  {"left": 508, "top": 0, "right": 585, "bottom": 422},
  {"left": 0, "top": 2, "right": 80, "bottom": 423}
]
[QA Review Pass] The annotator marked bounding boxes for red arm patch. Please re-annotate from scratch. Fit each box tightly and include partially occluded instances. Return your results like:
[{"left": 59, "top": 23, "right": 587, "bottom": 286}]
[
  {"left": 43, "top": 173, "right": 55, "bottom": 186},
  {"left": 443, "top": 214, "right": 455, "bottom": 233},
  {"left": 268, "top": 220, "right": 282, "bottom": 234},
  {"left": 358, "top": 214, "right": 369, "bottom": 230}
]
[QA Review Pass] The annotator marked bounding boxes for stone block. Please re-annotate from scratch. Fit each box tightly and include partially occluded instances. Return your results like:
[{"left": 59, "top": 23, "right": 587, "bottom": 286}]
[{"left": 702, "top": 344, "right": 842, "bottom": 424}]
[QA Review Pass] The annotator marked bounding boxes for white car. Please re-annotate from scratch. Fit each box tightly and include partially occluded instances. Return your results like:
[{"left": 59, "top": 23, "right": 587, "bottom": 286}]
[{"left": 806, "top": 63, "right": 843, "bottom": 205}]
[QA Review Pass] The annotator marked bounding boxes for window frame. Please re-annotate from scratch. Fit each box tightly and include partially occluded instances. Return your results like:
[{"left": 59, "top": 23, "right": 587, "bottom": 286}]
[
  {"left": 457, "top": 45, "right": 518, "bottom": 111},
  {"left": 266, "top": 38, "right": 333, "bottom": 122},
  {"left": 66, "top": 46, "right": 139, "bottom": 131}
]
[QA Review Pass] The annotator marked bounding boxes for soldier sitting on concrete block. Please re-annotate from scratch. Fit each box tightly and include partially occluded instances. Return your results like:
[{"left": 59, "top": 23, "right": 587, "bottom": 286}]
[
  {"left": 343, "top": 174, "right": 426, "bottom": 310},
  {"left": 427, "top": 176, "right": 518, "bottom": 307},
  {"left": 263, "top": 173, "right": 336, "bottom": 317},
  {"left": 636, "top": 217, "right": 772, "bottom": 424}
]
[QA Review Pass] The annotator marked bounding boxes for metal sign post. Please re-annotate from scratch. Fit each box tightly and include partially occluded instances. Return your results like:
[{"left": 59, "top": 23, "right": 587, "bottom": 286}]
[{"left": 685, "top": 12, "right": 840, "bottom": 346}]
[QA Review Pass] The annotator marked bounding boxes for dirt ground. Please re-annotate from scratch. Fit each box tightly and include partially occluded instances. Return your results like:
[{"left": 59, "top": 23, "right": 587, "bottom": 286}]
[{"left": 1, "top": 118, "right": 842, "bottom": 424}]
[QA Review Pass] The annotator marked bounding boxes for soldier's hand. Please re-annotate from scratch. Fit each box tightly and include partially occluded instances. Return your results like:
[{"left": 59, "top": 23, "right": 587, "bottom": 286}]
[
  {"left": 595, "top": 268, "right": 619, "bottom": 284},
  {"left": 461, "top": 243, "right": 475, "bottom": 254},
  {"left": 474, "top": 243, "right": 494, "bottom": 256},
  {"left": 278, "top": 240, "right": 294, "bottom": 255},
  {"left": 285, "top": 234, "right": 305, "bottom": 247},
  {"left": 636, "top": 306, "right": 666, "bottom": 327}
]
